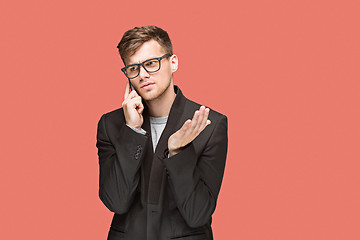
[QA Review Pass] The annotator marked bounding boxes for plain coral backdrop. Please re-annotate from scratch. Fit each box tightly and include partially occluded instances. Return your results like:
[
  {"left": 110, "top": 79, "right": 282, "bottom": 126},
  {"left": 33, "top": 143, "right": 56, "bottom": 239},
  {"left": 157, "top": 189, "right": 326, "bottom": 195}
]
[{"left": 0, "top": 0, "right": 359, "bottom": 239}]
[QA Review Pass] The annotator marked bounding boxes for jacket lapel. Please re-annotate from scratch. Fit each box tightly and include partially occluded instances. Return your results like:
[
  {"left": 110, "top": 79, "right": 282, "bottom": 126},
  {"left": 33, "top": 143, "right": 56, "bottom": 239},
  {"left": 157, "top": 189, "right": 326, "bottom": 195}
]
[
  {"left": 140, "top": 107, "right": 154, "bottom": 203},
  {"left": 154, "top": 85, "right": 187, "bottom": 157},
  {"left": 142, "top": 85, "right": 187, "bottom": 204}
]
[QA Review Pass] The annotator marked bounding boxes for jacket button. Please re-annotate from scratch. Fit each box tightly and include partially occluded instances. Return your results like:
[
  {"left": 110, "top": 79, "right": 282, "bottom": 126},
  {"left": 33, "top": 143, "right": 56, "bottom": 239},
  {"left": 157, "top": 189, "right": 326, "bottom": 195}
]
[{"left": 135, "top": 145, "right": 142, "bottom": 160}]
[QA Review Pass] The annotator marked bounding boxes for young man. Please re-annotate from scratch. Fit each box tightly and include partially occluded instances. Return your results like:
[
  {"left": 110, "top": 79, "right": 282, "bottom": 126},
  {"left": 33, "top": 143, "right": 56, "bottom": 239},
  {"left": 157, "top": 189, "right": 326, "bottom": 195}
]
[{"left": 96, "top": 26, "right": 228, "bottom": 240}]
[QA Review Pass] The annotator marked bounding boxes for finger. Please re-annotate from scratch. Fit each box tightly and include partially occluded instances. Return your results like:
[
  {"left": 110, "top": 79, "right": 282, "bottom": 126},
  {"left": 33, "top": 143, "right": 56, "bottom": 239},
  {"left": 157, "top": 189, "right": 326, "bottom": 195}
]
[
  {"left": 124, "top": 84, "right": 139, "bottom": 102},
  {"left": 190, "top": 110, "right": 200, "bottom": 127},
  {"left": 186, "top": 110, "right": 199, "bottom": 137},
  {"left": 186, "top": 110, "right": 201, "bottom": 140},
  {"left": 181, "top": 119, "right": 191, "bottom": 131},
  {"left": 179, "top": 119, "right": 191, "bottom": 136},
  {"left": 131, "top": 88, "right": 140, "bottom": 97},
  {"left": 137, "top": 101, "right": 144, "bottom": 114},
  {"left": 124, "top": 81, "right": 130, "bottom": 100},
  {"left": 129, "top": 96, "right": 142, "bottom": 108},
  {"left": 193, "top": 106, "right": 206, "bottom": 133},
  {"left": 124, "top": 94, "right": 140, "bottom": 105},
  {"left": 125, "top": 90, "right": 141, "bottom": 103},
  {"left": 198, "top": 107, "right": 210, "bottom": 132},
  {"left": 123, "top": 96, "right": 140, "bottom": 112}
]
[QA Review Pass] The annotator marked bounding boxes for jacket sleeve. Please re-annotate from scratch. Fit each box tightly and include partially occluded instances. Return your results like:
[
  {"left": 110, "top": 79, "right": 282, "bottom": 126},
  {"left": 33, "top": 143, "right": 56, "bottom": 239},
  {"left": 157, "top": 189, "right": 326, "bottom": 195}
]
[
  {"left": 161, "top": 115, "right": 228, "bottom": 228},
  {"left": 96, "top": 114, "right": 148, "bottom": 214}
]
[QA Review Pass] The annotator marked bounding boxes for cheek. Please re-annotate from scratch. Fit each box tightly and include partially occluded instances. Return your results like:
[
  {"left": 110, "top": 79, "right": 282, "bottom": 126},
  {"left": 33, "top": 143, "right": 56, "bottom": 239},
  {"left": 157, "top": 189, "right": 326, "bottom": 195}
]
[{"left": 157, "top": 71, "right": 170, "bottom": 82}]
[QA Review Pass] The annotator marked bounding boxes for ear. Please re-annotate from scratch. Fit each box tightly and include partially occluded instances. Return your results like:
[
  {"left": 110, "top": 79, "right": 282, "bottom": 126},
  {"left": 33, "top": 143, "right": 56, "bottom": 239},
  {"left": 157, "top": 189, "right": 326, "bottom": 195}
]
[{"left": 170, "top": 54, "right": 178, "bottom": 73}]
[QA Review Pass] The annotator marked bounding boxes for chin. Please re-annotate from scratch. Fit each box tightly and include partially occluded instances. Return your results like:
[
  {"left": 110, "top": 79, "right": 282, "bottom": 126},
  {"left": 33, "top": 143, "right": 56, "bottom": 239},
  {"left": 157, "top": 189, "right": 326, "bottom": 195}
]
[
  {"left": 142, "top": 88, "right": 166, "bottom": 102},
  {"left": 142, "top": 93, "right": 160, "bottom": 102}
]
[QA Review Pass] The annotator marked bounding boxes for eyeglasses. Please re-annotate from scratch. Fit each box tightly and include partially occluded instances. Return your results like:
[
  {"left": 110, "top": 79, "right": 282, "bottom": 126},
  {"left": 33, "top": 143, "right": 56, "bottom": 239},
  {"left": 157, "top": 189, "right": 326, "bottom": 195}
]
[{"left": 121, "top": 53, "right": 172, "bottom": 79}]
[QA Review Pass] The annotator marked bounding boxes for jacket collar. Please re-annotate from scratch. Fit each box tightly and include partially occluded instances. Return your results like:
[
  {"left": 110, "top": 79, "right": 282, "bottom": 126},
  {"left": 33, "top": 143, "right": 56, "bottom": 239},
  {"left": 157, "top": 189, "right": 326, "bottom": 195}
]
[{"left": 142, "top": 85, "right": 187, "bottom": 156}]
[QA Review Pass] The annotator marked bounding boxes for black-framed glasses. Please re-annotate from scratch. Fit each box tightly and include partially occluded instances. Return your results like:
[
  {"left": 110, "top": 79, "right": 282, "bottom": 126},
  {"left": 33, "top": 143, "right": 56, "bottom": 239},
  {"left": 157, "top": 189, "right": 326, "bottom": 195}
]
[{"left": 121, "top": 53, "right": 172, "bottom": 79}]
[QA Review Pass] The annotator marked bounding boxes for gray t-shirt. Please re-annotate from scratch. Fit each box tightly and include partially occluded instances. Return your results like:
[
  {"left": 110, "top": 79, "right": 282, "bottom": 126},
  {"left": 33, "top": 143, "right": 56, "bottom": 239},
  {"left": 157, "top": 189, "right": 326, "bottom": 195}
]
[
  {"left": 149, "top": 116, "right": 168, "bottom": 152},
  {"left": 127, "top": 116, "right": 168, "bottom": 152}
]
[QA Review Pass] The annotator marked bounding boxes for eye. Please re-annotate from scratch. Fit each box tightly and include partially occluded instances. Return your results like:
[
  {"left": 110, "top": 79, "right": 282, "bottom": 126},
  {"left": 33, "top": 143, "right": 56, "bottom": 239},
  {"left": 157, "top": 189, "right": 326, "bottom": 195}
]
[
  {"left": 145, "top": 60, "right": 157, "bottom": 67},
  {"left": 128, "top": 65, "right": 138, "bottom": 72}
]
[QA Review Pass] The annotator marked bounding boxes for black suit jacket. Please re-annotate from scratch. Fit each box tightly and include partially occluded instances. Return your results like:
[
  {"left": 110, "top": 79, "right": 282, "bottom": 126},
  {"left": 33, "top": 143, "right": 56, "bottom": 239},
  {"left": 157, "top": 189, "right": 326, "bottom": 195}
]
[{"left": 96, "top": 85, "right": 228, "bottom": 240}]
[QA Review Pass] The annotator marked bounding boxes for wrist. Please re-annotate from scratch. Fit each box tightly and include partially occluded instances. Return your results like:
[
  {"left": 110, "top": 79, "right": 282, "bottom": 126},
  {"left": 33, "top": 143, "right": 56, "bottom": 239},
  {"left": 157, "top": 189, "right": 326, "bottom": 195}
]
[
  {"left": 168, "top": 147, "right": 183, "bottom": 157},
  {"left": 126, "top": 122, "right": 141, "bottom": 130}
]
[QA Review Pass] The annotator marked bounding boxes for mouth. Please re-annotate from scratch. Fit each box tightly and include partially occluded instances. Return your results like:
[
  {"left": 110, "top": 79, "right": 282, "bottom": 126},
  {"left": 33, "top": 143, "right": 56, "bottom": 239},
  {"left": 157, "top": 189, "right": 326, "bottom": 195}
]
[{"left": 141, "top": 82, "right": 154, "bottom": 89}]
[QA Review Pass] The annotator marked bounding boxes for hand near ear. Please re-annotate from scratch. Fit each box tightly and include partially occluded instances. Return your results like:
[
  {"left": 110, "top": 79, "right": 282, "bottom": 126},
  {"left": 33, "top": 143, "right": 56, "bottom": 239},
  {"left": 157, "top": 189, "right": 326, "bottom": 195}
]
[{"left": 122, "top": 81, "right": 144, "bottom": 130}]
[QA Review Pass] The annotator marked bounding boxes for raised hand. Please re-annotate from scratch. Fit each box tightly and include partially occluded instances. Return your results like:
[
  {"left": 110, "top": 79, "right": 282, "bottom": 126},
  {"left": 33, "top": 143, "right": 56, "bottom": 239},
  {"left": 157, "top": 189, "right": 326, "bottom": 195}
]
[
  {"left": 168, "top": 106, "right": 211, "bottom": 157},
  {"left": 122, "top": 81, "right": 144, "bottom": 130}
]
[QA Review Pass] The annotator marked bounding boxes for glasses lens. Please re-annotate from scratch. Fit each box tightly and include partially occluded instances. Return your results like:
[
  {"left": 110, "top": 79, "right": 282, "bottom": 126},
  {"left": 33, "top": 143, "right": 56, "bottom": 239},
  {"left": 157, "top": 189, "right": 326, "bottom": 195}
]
[
  {"left": 143, "top": 59, "right": 160, "bottom": 72},
  {"left": 125, "top": 65, "right": 139, "bottom": 78}
]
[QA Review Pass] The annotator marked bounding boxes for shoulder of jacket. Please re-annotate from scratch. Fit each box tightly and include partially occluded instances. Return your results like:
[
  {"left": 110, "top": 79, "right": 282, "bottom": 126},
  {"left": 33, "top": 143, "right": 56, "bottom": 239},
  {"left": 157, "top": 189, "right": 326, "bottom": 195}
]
[
  {"left": 100, "top": 107, "right": 125, "bottom": 123},
  {"left": 184, "top": 98, "right": 227, "bottom": 122}
]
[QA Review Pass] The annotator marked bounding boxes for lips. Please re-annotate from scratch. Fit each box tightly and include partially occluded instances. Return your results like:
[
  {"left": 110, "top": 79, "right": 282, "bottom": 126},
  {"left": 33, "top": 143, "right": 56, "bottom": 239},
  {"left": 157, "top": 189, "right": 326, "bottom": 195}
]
[{"left": 141, "top": 82, "right": 154, "bottom": 88}]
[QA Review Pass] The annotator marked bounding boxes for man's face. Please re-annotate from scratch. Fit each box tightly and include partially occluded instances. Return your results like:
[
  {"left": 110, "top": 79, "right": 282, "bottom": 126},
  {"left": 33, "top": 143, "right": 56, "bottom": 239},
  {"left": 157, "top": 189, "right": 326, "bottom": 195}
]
[{"left": 125, "top": 40, "right": 178, "bottom": 102}]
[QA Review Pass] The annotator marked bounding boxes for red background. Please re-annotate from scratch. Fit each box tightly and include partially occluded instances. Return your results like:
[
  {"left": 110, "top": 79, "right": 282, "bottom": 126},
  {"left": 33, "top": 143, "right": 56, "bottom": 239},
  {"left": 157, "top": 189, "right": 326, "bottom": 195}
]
[{"left": 1, "top": 0, "right": 359, "bottom": 239}]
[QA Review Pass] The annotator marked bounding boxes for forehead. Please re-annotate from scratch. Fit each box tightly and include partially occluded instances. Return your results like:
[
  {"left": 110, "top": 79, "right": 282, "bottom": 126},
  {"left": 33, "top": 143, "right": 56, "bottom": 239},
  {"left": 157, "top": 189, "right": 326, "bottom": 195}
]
[{"left": 126, "top": 40, "right": 166, "bottom": 65}]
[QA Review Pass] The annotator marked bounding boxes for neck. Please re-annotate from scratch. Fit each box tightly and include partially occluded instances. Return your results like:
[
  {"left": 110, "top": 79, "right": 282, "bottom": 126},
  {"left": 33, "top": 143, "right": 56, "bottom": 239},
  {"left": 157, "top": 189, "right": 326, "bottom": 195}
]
[{"left": 145, "top": 84, "right": 176, "bottom": 117}]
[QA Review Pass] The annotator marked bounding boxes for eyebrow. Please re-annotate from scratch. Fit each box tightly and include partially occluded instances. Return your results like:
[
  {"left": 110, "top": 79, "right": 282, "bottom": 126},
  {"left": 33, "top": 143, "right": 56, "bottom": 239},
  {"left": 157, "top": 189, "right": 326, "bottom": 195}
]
[{"left": 127, "top": 55, "right": 164, "bottom": 66}]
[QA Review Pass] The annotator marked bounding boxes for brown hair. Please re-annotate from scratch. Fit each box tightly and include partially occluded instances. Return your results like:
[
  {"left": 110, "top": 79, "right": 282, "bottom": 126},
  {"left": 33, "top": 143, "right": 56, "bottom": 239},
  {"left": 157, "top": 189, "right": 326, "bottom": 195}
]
[{"left": 117, "top": 25, "right": 173, "bottom": 65}]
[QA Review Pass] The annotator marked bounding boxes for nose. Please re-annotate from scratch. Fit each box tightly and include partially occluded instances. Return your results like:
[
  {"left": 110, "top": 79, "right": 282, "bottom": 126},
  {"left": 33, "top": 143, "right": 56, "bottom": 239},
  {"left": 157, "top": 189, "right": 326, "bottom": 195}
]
[{"left": 138, "top": 65, "right": 150, "bottom": 79}]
